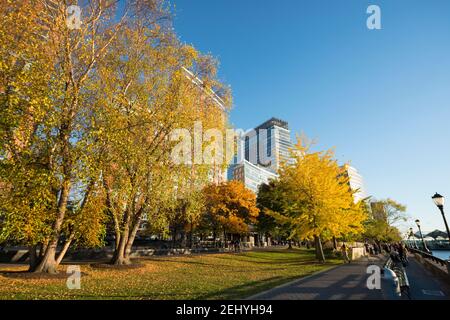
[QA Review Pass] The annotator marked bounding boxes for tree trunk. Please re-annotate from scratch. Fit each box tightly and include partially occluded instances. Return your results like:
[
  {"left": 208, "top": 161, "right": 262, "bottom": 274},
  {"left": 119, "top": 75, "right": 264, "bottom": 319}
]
[
  {"left": 172, "top": 227, "right": 177, "bottom": 248},
  {"left": 181, "top": 231, "right": 187, "bottom": 248},
  {"left": 189, "top": 223, "right": 194, "bottom": 249},
  {"left": 28, "top": 245, "right": 38, "bottom": 272},
  {"left": 56, "top": 234, "right": 74, "bottom": 266},
  {"left": 288, "top": 240, "right": 293, "bottom": 249},
  {"left": 34, "top": 243, "right": 58, "bottom": 273},
  {"left": 34, "top": 177, "right": 71, "bottom": 273},
  {"left": 333, "top": 237, "right": 338, "bottom": 251},
  {"left": 123, "top": 207, "right": 145, "bottom": 262},
  {"left": 110, "top": 212, "right": 131, "bottom": 265},
  {"left": 223, "top": 229, "right": 227, "bottom": 248},
  {"left": 314, "top": 235, "right": 326, "bottom": 263},
  {"left": 111, "top": 233, "right": 131, "bottom": 265}
]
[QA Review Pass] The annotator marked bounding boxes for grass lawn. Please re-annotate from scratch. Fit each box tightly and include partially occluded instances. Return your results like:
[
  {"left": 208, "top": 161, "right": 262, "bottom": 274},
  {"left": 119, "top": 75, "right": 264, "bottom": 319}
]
[{"left": 0, "top": 248, "right": 341, "bottom": 300}]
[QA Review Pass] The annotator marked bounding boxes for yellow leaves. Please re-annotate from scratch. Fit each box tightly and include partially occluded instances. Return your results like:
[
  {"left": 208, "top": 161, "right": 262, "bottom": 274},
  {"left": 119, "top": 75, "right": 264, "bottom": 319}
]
[
  {"left": 269, "top": 136, "right": 367, "bottom": 241},
  {"left": 0, "top": 249, "right": 339, "bottom": 300}
]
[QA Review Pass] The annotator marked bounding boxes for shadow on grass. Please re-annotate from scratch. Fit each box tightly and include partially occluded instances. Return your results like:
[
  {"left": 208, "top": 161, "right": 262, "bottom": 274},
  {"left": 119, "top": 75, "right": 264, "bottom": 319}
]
[
  {"left": 149, "top": 254, "right": 325, "bottom": 270},
  {"left": 195, "top": 275, "right": 307, "bottom": 300}
]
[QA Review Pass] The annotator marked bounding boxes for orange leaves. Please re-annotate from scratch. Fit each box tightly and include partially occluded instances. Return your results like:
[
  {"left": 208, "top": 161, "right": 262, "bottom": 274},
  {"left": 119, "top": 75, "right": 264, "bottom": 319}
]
[{"left": 203, "top": 181, "right": 260, "bottom": 234}]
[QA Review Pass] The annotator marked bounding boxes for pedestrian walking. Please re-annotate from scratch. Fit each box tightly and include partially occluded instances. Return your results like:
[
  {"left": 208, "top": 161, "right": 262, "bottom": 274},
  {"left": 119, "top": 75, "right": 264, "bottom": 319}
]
[
  {"left": 398, "top": 242, "right": 408, "bottom": 267},
  {"left": 341, "top": 243, "right": 350, "bottom": 263},
  {"left": 364, "top": 242, "right": 371, "bottom": 256}
]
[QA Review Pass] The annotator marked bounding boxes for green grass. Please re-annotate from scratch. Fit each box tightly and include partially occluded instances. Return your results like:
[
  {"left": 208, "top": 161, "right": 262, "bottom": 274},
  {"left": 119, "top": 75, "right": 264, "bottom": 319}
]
[{"left": 0, "top": 248, "right": 341, "bottom": 300}]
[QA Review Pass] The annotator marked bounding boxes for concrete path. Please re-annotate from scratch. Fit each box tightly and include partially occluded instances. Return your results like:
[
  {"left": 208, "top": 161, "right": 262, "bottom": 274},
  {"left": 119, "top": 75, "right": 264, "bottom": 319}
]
[
  {"left": 249, "top": 256, "right": 386, "bottom": 300},
  {"left": 249, "top": 255, "right": 450, "bottom": 300},
  {"left": 406, "top": 256, "right": 450, "bottom": 300}
]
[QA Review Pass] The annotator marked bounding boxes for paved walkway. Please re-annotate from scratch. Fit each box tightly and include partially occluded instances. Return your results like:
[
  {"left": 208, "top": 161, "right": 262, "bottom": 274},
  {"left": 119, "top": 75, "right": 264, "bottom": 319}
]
[
  {"left": 249, "top": 255, "right": 450, "bottom": 300},
  {"left": 406, "top": 256, "right": 450, "bottom": 300}
]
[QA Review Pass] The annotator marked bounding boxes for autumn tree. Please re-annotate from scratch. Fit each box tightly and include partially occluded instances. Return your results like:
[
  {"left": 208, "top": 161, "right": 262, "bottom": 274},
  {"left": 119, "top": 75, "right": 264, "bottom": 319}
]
[
  {"left": 0, "top": 0, "right": 232, "bottom": 271},
  {"left": 202, "top": 181, "right": 259, "bottom": 246},
  {"left": 364, "top": 199, "right": 406, "bottom": 242},
  {"left": 263, "top": 137, "right": 367, "bottom": 262},
  {"left": 0, "top": 0, "right": 122, "bottom": 272},
  {"left": 96, "top": 4, "right": 231, "bottom": 264}
]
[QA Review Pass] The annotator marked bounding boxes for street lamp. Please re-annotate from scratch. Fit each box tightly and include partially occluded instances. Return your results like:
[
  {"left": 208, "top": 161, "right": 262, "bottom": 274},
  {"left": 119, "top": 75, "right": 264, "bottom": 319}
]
[
  {"left": 432, "top": 193, "right": 450, "bottom": 242},
  {"left": 409, "top": 227, "right": 418, "bottom": 249},
  {"left": 415, "top": 219, "right": 431, "bottom": 253}
]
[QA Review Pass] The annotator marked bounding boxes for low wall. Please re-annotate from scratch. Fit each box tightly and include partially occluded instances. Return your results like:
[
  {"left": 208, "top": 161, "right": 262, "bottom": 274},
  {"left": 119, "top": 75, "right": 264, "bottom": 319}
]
[
  {"left": 414, "top": 253, "right": 450, "bottom": 284},
  {"left": 0, "top": 246, "right": 251, "bottom": 263},
  {"left": 351, "top": 247, "right": 366, "bottom": 260},
  {"left": 0, "top": 248, "right": 29, "bottom": 263}
]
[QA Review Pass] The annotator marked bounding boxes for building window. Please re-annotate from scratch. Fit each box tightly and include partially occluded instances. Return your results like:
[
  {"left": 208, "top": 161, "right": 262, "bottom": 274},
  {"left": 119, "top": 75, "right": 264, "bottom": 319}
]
[{"left": 245, "top": 136, "right": 250, "bottom": 161}]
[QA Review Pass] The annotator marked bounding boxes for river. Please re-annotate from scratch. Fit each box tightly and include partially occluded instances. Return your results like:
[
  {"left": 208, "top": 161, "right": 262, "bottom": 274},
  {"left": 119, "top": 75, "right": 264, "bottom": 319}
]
[{"left": 432, "top": 250, "right": 450, "bottom": 261}]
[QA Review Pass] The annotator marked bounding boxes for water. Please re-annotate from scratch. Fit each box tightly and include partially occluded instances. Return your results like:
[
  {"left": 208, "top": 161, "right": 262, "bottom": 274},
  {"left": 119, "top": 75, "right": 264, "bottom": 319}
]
[{"left": 432, "top": 250, "right": 450, "bottom": 261}]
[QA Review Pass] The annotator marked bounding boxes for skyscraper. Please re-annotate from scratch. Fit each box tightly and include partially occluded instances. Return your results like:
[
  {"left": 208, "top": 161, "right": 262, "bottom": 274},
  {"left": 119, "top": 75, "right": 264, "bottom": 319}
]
[
  {"left": 229, "top": 118, "right": 292, "bottom": 192},
  {"left": 342, "top": 165, "right": 368, "bottom": 203},
  {"left": 243, "top": 117, "right": 292, "bottom": 173}
]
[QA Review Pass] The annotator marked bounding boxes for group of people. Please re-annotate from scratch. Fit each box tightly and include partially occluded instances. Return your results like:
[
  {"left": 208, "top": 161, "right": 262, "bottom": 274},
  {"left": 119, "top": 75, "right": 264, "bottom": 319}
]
[
  {"left": 388, "top": 242, "right": 409, "bottom": 267},
  {"left": 364, "top": 241, "right": 409, "bottom": 266},
  {"left": 339, "top": 241, "right": 410, "bottom": 266},
  {"left": 364, "top": 242, "right": 382, "bottom": 255}
]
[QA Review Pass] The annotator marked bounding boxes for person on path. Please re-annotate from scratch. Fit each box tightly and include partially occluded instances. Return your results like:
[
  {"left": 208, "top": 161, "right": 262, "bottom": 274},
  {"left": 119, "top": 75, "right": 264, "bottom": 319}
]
[
  {"left": 341, "top": 243, "right": 350, "bottom": 263},
  {"left": 398, "top": 242, "right": 408, "bottom": 266}
]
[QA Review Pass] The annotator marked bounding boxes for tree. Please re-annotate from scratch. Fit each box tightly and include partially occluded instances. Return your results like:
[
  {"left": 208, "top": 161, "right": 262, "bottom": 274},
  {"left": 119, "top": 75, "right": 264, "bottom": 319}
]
[
  {"left": 97, "top": 5, "right": 231, "bottom": 264},
  {"left": 256, "top": 181, "right": 292, "bottom": 246},
  {"left": 263, "top": 137, "right": 367, "bottom": 262},
  {"left": 364, "top": 199, "right": 406, "bottom": 242},
  {"left": 0, "top": 0, "right": 232, "bottom": 271},
  {"left": 202, "top": 181, "right": 259, "bottom": 246},
  {"left": 0, "top": 0, "right": 123, "bottom": 273}
]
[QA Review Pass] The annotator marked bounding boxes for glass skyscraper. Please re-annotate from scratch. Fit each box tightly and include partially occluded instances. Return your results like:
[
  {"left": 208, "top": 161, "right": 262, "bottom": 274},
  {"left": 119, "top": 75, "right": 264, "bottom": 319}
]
[{"left": 229, "top": 118, "right": 293, "bottom": 192}]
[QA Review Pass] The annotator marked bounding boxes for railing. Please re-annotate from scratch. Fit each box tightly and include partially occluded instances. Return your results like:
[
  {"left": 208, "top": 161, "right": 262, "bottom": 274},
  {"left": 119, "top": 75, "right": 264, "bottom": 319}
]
[{"left": 407, "top": 246, "right": 449, "bottom": 268}]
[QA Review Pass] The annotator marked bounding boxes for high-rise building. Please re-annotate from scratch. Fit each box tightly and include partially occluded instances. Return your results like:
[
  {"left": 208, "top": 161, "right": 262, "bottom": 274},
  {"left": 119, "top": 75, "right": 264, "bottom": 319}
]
[
  {"left": 229, "top": 160, "right": 278, "bottom": 193},
  {"left": 229, "top": 118, "right": 292, "bottom": 192},
  {"left": 242, "top": 117, "right": 292, "bottom": 173},
  {"left": 342, "top": 165, "right": 368, "bottom": 203}
]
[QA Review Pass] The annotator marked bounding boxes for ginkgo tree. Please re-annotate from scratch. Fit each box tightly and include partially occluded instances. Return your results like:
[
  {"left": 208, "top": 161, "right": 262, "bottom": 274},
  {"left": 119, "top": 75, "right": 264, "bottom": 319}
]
[{"left": 261, "top": 137, "right": 367, "bottom": 262}]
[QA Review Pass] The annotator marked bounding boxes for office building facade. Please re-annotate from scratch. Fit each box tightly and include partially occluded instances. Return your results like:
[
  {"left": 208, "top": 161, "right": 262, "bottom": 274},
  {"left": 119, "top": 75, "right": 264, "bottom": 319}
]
[
  {"left": 229, "top": 118, "right": 292, "bottom": 192},
  {"left": 342, "top": 165, "right": 368, "bottom": 203}
]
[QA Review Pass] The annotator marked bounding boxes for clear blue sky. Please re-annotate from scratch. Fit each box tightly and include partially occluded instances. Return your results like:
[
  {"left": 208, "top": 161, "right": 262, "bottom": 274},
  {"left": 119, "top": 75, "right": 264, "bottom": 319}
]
[{"left": 173, "top": 0, "right": 450, "bottom": 233}]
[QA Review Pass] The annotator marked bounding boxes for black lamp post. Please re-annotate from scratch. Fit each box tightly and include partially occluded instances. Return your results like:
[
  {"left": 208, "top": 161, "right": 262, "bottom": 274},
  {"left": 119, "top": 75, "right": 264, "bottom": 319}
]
[
  {"left": 432, "top": 193, "right": 450, "bottom": 243},
  {"left": 415, "top": 219, "right": 431, "bottom": 253},
  {"left": 409, "top": 227, "right": 418, "bottom": 249}
]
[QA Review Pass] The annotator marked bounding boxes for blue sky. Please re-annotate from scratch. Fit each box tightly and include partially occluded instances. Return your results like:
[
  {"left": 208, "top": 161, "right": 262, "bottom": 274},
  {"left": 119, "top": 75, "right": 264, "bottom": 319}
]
[{"left": 173, "top": 0, "right": 450, "bottom": 233}]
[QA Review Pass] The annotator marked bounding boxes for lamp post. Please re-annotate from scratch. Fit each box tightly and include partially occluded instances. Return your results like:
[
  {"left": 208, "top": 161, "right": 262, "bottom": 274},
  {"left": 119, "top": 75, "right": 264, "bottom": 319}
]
[
  {"left": 409, "top": 227, "right": 418, "bottom": 249},
  {"left": 415, "top": 219, "right": 431, "bottom": 253},
  {"left": 432, "top": 193, "right": 450, "bottom": 243}
]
